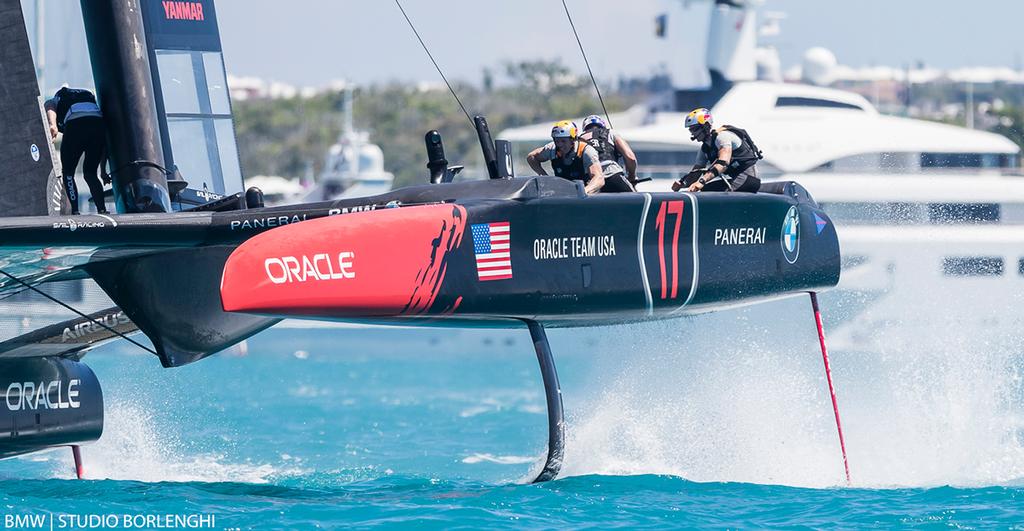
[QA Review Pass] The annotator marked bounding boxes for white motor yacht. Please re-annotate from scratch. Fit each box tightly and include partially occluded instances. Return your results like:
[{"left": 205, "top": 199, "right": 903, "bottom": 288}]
[{"left": 302, "top": 89, "right": 394, "bottom": 202}]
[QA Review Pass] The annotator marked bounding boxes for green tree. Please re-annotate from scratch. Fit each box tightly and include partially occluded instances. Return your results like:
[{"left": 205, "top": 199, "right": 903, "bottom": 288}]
[
  {"left": 232, "top": 60, "right": 636, "bottom": 189},
  {"left": 990, "top": 105, "right": 1024, "bottom": 152}
]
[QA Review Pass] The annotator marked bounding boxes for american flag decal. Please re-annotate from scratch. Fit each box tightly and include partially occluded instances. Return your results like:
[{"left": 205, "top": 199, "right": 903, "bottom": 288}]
[{"left": 471, "top": 222, "right": 512, "bottom": 281}]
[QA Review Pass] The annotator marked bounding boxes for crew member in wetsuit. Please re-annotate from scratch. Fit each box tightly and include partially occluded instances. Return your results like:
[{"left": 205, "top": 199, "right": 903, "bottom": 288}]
[
  {"left": 672, "top": 107, "right": 761, "bottom": 193},
  {"left": 579, "top": 114, "right": 639, "bottom": 192},
  {"left": 45, "top": 87, "right": 109, "bottom": 214},
  {"left": 526, "top": 120, "right": 605, "bottom": 195}
]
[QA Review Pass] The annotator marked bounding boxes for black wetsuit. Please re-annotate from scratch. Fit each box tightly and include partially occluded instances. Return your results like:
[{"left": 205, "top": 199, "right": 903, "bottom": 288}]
[
  {"left": 698, "top": 126, "right": 761, "bottom": 193},
  {"left": 54, "top": 88, "right": 107, "bottom": 214},
  {"left": 582, "top": 128, "right": 635, "bottom": 193},
  {"left": 60, "top": 117, "right": 107, "bottom": 214}
]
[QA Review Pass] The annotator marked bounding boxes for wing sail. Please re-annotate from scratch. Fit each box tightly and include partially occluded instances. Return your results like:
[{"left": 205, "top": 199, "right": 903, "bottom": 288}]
[{"left": 0, "top": 0, "right": 64, "bottom": 217}]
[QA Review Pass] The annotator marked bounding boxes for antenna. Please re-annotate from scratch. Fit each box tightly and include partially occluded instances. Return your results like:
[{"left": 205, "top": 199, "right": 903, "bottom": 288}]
[
  {"left": 560, "top": 0, "right": 613, "bottom": 129},
  {"left": 342, "top": 86, "right": 354, "bottom": 138}
]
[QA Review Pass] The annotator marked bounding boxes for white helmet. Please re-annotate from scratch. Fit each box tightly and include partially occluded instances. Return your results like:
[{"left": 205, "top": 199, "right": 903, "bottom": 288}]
[{"left": 582, "top": 115, "right": 608, "bottom": 130}]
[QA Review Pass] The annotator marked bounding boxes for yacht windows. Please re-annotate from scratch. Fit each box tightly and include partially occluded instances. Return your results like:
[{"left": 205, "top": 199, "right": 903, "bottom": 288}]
[
  {"left": 774, "top": 97, "right": 865, "bottom": 111},
  {"left": 812, "top": 152, "right": 917, "bottom": 172},
  {"left": 920, "top": 153, "right": 1013, "bottom": 169},
  {"left": 812, "top": 152, "right": 1017, "bottom": 172},
  {"left": 942, "top": 257, "right": 1004, "bottom": 277},
  {"left": 820, "top": 202, "right": 1002, "bottom": 225},
  {"left": 927, "top": 203, "right": 1000, "bottom": 224},
  {"left": 817, "top": 202, "right": 926, "bottom": 224},
  {"left": 1019, "top": 258, "right": 1024, "bottom": 277}
]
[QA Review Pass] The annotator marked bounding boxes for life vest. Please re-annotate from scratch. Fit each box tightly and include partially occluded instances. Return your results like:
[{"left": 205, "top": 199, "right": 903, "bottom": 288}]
[
  {"left": 551, "top": 141, "right": 589, "bottom": 181},
  {"left": 584, "top": 128, "right": 620, "bottom": 163},
  {"left": 54, "top": 88, "right": 98, "bottom": 133},
  {"left": 700, "top": 125, "right": 763, "bottom": 177}
]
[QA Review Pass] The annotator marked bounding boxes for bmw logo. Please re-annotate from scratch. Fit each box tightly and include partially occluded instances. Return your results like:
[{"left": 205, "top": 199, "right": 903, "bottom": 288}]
[
  {"left": 30, "top": 143, "right": 40, "bottom": 162},
  {"left": 781, "top": 206, "right": 800, "bottom": 264}
]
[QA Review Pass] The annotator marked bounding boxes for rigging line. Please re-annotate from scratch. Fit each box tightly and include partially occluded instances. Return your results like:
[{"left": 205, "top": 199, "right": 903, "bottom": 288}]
[
  {"left": 561, "top": 0, "right": 613, "bottom": 129},
  {"left": 394, "top": 0, "right": 474, "bottom": 125},
  {"left": 0, "top": 268, "right": 158, "bottom": 357}
]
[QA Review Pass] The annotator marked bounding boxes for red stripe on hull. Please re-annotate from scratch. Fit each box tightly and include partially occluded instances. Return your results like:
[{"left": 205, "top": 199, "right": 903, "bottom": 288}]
[{"left": 221, "top": 204, "right": 467, "bottom": 318}]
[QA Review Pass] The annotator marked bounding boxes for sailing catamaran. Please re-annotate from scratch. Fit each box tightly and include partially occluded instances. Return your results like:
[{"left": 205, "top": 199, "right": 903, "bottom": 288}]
[{"left": 0, "top": 0, "right": 846, "bottom": 483}]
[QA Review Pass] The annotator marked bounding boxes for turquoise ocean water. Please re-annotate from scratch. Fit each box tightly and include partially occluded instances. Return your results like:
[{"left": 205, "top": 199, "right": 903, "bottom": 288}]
[{"left": 2, "top": 297, "right": 1023, "bottom": 528}]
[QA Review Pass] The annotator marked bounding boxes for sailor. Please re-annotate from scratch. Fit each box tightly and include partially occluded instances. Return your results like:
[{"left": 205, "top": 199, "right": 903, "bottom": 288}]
[
  {"left": 527, "top": 121, "right": 606, "bottom": 194},
  {"left": 578, "top": 114, "right": 639, "bottom": 192},
  {"left": 45, "top": 87, "right": 109, "bottom": 214},
  {"left": 673, "top": 108, "right": 762, "bottom": 193}
]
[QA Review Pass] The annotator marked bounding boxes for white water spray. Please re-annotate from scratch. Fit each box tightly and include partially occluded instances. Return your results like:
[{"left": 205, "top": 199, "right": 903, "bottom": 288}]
[
  {"left": 557, "top": 295, "right": 1024, "bottom": 489},
  {"left": 48, "top": 399, "right": 294, "bottom": 483}
]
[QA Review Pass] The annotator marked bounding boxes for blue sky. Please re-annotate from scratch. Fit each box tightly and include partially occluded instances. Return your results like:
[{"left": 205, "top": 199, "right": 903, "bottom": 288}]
[
  {"left": 215, "top": 0, "right": 1024, "bottom": 85},
  {"left": 23, "top": 0, "right": 1024, "bottom": 91}
]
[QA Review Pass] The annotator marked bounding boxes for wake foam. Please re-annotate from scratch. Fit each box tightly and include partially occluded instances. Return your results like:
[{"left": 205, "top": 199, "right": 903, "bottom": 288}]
[
  {"left": 462, "top": 453, "right": 536, "bottom": 465},
  {"left": 556, "top": 299, "right": 1024, "bottom": 489},
  {"left": 47, "top": 399, "right": 300, "bottom": 483}
]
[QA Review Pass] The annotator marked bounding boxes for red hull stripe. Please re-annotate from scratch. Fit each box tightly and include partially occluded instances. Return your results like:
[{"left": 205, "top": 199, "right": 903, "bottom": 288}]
[{"left": 221, "top": 204, "right": 467, "bottom": 318}]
